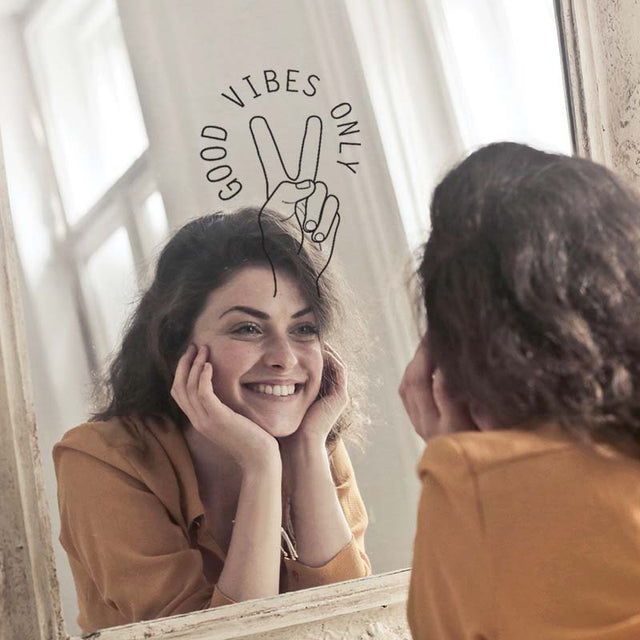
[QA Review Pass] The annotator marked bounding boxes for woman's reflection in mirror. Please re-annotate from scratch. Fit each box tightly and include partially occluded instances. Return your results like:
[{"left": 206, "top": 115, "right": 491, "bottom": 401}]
[
  {"left": 53, "top": 207, "right": 371, "bottom": 634},
  {"left": 401, "top": 142, "right": 640, "bottom": 639}
]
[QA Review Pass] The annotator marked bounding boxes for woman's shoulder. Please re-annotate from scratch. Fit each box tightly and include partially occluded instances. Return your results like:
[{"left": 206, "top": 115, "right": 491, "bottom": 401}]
[
  {"left": 417, "top": 424, "right": 576, "bottom": 481},
  {"left": 52, "top": 414, "right": 179, "bottom": 471},
  {"left": 53, "top": 415, "right": 200, "bottom": 531},
  {"left": 57, "top": 416, "right": 134, "bottom": 445}
]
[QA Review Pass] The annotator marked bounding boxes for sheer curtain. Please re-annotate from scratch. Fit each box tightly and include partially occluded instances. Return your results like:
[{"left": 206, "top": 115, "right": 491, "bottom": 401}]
[{"left": 346, "top": 0, "right": 573, "bottom": 248}]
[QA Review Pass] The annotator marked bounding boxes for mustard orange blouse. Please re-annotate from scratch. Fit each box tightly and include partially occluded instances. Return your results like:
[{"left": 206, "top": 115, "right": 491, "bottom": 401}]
[
  {"left": 408, "top": 425, "right": 640, "bottom": 640},
  {"left": 53, "top": 415, "right": 370, "bottom": 634}
]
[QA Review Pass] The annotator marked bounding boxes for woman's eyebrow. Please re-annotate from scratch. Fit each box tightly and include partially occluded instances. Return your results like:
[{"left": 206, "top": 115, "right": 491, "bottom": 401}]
[
  {"left": 219, "top": 305, "right": 314, "bottom": 319},
  {"left": 219, "top": 306, "right": 268, "bottom": 319},
  {"left": 292, "top": 306, "right": 313, "bottom": 318}
]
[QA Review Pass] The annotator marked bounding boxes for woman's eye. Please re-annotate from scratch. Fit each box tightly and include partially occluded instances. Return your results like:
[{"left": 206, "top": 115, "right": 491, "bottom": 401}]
[
  {"left": 293, "top": 324, "right": 319, "bottom": 337},
  {"left": 232, "top": 323, "right": 262, "bottom": 336}
]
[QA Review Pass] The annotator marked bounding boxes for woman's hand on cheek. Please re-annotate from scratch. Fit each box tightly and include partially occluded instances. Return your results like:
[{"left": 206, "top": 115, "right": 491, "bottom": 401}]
[
  {"left": 399, "top": 338, "right": 477, "bottom": 442},
  {"left": 171, "top": 344, "right": 280, "bottom": 472},
  {"left": 283, "top": 344, "right": 348, "bottom": 449}
]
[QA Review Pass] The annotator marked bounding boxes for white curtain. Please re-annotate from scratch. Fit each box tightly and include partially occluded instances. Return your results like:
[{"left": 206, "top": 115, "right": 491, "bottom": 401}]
[{"left": 346, "top": 0, "right": 573, "bottom": 247}]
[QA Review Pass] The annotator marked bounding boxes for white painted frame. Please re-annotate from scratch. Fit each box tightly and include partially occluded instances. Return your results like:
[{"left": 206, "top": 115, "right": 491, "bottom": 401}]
[{"left": 2, "top": 1, "right": 635, "bottom": 637}]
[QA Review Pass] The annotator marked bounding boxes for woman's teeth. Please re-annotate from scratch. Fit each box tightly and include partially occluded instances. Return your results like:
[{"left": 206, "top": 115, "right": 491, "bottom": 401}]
[{"left": 249, "top": 383, "right": 297, "bottom": 397}]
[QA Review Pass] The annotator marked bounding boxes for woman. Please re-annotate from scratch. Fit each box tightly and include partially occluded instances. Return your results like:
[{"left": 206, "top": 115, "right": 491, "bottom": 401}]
[
  {"left": 53, "top": 207, "right": 370, "bottom": 634},
  {"left": 400, "top": 143, "right": 640, "bottom": 639}
]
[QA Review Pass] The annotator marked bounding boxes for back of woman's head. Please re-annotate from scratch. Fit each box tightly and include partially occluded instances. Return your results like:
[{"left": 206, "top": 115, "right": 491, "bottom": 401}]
[
  {"left": 93, "top": 207, "right": 367, "bottom": 442},
  {"left": 420, "top": 142, "right": 640, "bottom": 445}
]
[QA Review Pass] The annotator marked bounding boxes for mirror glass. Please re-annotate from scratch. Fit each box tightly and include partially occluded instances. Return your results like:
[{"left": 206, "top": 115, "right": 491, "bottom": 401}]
[{"left": 0, "top": 0, "right": 572, "bottom": 634}]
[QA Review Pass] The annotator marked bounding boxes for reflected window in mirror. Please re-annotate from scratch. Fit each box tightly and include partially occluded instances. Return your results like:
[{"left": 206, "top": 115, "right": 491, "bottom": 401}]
[
  {"left": 435, "top": 0, "right": 572, "bottom": 151},
  {"left": 24, "top": 0, "right": 169, "bottom": 368},
  {"left": 138, "top": 191, "right": 170, "bottom": 281},
  {"left": 83, "top": 226, "right": 137, "bottom": 362},
  {"left": 26, "top": 0, "right": 147, "bottom": 221},
  {"left": 347, "top": 0, "right": 572, "bottom": 250}
]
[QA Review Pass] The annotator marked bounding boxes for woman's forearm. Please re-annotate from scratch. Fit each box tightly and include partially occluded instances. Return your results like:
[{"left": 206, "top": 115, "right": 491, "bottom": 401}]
[
  {"left": 287, "top": 436, "right": 352, "bottom": 567},
  {"left": 215, "top": 458, "right": 283, "bottom": 602}
]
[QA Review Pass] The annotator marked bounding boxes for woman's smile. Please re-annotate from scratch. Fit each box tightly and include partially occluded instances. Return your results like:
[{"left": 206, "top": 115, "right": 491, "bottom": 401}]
[{"left": 243, "top": 381, "right": 304, "bottom": 398}]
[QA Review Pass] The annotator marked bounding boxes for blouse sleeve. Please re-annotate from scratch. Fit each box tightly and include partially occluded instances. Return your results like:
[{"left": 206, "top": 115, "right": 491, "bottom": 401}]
[
  {"left": 407, "top": 436, "right": 496, "bottom": 640},
  {"left": 283, "top": 438, "right": 371, "bottom": 590},
  {"left": 54, "top": 446, "right": 225, "bottom": 623}
]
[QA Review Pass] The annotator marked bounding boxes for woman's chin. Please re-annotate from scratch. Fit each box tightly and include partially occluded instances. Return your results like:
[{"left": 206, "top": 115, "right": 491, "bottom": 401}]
[
  {"left": 245, "top": 410, "right": 302, "bottom": 438},
  {"left": 261, "top": 421, "right": 301, "bottom": 439}
]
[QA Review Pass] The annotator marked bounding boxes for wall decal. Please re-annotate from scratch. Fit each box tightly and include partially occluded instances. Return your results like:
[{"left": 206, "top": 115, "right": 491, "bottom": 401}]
[{"left": 200, "top": 70, "right": 362, "bottom": 295}]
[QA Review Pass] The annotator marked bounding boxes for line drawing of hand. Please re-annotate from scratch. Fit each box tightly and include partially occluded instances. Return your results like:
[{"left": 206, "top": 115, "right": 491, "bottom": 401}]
[{"left": 249, "top": 115, "right": 341, "bottom": 296}]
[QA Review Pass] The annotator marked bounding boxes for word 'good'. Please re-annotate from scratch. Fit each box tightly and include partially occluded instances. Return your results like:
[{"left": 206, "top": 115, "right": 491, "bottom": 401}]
[{"left": 200, "top": 126, "right": 241, "bottom": 200}]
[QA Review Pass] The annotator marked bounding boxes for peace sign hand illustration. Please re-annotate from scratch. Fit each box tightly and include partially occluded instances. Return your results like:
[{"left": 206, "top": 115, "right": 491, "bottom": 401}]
[{"left": 249, "top": 115, "right": 341, "bottom": 247}]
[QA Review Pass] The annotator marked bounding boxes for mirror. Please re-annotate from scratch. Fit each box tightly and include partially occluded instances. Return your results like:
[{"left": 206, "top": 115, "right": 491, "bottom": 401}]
[{"left": 0, "top": 0, "right": 572, "bottom": 635}]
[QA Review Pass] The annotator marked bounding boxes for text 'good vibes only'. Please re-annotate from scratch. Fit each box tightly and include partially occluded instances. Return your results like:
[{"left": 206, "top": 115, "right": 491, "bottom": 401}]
[{"left": 200, "top": 69, "right": 362, "bottom": 201}]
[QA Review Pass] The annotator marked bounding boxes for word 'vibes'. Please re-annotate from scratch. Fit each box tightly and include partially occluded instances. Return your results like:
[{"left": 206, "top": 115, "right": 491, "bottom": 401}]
[
  {"left": 200, "top": 70, "right": 361, "bottom": 201},
  {"left": 221, "top": 69, "right": 321, "bottom": 106}
]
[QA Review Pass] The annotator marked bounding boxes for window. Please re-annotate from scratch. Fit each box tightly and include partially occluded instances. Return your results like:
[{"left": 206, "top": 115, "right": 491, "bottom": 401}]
[
  {"left": 25, "top": 0, "right": 168, "bottom": 367},
  {"left": 433, "top": 0, "right": 572, "bottom": 152},
  {"left": 346, "top": 0, "right": 572, "bottom": 250}
]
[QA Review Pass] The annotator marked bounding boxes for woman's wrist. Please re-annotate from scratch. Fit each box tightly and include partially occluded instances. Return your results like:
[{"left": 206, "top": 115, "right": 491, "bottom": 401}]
[
  {"left": 238, "top": 437, "right": 282, "bottom": 475},
  {"left": 281, "top": 432, "right": 329, "bottom": 497},
  {"left": 281, "top": 431, "right": 327, "bottom": 462},
  {"left": 241, "top": 459, "right": 282, "bottom": 490}
]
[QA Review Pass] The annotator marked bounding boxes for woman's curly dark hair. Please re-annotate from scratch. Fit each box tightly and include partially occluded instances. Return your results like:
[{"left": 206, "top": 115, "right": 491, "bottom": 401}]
[
  {"left": 92, "top": 207, "right": 369, "bottom": 447},
  {"left": 419, "top": 142, "right": 640, "bottom": 450}
]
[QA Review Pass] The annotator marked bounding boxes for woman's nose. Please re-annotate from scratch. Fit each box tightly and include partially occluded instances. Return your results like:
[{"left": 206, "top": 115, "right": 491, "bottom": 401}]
[{"left": 263, "top": 335, "right": 298, "bottom": 370}]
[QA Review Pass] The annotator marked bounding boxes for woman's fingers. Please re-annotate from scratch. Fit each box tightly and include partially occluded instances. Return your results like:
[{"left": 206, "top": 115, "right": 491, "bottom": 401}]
[
  {"left": 399, "top": 340, "right": 440, "bottom": 441},
  {"left": 399, "top": 370, "right": 431, "bottom": 440},
  {"left": 172, "top": 344, "right": 196, "bottom": 390},
  {"left": 401, "top": 388, "right": 426, "bottom": 440},
  {"left": 171, "top": 344, "right": 197, "bottom": 409},
  {"left": 323, "top": 342, "right": 344, "bottom": 365},
  {"left": 322, "top": 348, "right": 348, "bottom": 408},
  {"left": 197, "top": 361, "right": 221, "bottom": 421},
  {"left": 171, "top": 344, "right": 215, "bottom": 426},
  {"left": 186, "top": 345, "right": 208, "bottom": 398},
  {"left": 322, "top": 344, "right": 347, "bottom": 384},
  {"left": 330, "top": 350, "right": 348, "bottom": 392},
  {"left": 404, "top": 342, "right": 438, "bottom": 415},
  {"left": 399, "top": 382, "right": 425, "bottom": 440},
  {"left": 399, "top": 336, "right": 477, "bottom": 439}
]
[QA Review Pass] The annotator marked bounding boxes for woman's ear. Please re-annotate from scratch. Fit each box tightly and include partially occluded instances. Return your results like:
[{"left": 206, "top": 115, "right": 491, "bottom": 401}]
[
  {"left": 470, "top": 400, "right": 495, "bottom": 432},
  {"left": 432, "top": 369, "right": 477, "bottom": 433}
]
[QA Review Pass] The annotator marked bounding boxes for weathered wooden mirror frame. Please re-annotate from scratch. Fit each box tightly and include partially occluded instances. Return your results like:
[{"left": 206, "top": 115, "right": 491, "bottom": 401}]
[{"left": 3, "top": 1, "right": 640, "bottom": 637}]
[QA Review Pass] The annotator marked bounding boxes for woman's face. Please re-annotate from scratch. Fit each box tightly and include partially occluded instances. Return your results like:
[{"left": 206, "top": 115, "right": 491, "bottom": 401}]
[{"left": 191, "top": 264, "right": 324, "bottom": 437}]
